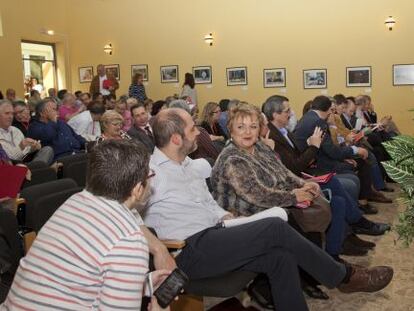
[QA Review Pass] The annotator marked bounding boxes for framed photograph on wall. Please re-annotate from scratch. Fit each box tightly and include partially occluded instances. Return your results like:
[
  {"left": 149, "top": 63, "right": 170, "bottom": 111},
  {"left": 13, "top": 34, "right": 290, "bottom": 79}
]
[
  {"left": 104, "top": 64, "right": 120, "bottom": 80},
  {"left": 346, "top": 66, "right": 371, "bottom": 87},
  {"left": 160, "top": 65, "right": 179, "bottom": 83},
  {"left": 79, "top": 66, "right": 93, "bottom": 83},
  {"left": 303, "top": 69, "right": 327, "bottom": 89},
  {"left": 227, "top": 67, "right": 247, "bottom": 86},
  {"left": 263, "top": 68, "right": 286, "bottom": 88},
  {"left": 131, "top": 64, "right": 148, "bottom": 81},
  {"left": 393, "top": 64, "right": 414, "bottom": 85},
  {"left": 193, "top": 66, "right": 212, "bottom": 84}
]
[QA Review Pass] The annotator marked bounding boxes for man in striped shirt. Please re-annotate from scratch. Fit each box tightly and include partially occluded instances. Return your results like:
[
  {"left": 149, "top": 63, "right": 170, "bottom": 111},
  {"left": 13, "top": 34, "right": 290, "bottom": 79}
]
[{"left": 1, "top": 140, "right": 168, "bottom": 310}]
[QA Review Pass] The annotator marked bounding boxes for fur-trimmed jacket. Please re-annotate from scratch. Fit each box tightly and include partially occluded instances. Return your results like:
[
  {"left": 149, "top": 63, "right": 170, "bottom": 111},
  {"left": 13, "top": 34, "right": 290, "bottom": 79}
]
[{"left": 211, "top": 140, "right": 304, "bottom": 217}]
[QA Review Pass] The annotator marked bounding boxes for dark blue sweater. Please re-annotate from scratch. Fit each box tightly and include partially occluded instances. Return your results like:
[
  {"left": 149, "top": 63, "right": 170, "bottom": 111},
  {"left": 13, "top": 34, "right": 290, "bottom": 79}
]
[{"left": 27, "top": 119, "right": 86, "bottom": 160}]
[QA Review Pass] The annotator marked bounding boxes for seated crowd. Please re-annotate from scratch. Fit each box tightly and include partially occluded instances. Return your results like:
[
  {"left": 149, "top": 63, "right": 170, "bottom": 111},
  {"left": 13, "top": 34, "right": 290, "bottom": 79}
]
[{"left": 0, "top": 78, "right": 400, "bottom": 310}]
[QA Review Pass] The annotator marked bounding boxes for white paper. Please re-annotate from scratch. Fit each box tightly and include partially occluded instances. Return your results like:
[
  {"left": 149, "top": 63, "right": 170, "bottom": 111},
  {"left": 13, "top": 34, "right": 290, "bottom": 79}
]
[
  {"left": 279, "top": 88, "right": 287, "bottom": 93},
  {"left": 364, "top": 88, "right": 372, "bottom": 93},
  {"left": 223, "top": 206, "right": 288, "bottom": 228},
  {"left": 206, "top": 85, "right": 213, "bottom": 89},
  {"left": 320, "top": 89, "right": 328, "bottom": 95},
  {"left": 355, "top": 118, "right": 364, "bottom": 131},
  {"left": 241, "top": 86, "right": 248, "bottom": 91}
]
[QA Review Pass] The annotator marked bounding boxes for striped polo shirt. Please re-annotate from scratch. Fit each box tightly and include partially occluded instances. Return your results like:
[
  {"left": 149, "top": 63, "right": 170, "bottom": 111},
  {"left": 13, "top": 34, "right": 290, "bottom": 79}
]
[{"left": 1, "top": 190, "right": 149, "bottom": 310}]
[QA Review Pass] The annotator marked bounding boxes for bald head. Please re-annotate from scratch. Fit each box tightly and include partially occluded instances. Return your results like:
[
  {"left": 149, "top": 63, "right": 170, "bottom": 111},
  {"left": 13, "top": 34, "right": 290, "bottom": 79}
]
[{"left": 153, "top": 108, "right": 192, "bottom": 148}]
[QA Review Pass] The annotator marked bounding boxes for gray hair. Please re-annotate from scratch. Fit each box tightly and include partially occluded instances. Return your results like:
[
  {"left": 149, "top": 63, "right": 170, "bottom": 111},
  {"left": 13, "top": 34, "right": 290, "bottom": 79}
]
[
  {"left": 228, "top": 99, "right": 240, "bottom": 110},
  {"left": 35, "top": 98, "right": 55, "bottom": 117},
  {"left": 62, "top": 92, "right": 75, "bottom": 103},
  {"left": 0, "top": 99, "right": 12, "bottom": 108},
  {"left": 169, "top": 99, "right": 191, "bottom": 114},
  {"left": 262, "top": 95, "right": 289, "bottom": 121}
]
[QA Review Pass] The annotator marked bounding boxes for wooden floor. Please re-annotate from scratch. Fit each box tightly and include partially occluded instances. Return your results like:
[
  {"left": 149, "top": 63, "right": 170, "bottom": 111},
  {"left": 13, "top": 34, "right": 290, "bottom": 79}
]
[{"left": 205, "top": 184, "right": 414, "bottom": 311}]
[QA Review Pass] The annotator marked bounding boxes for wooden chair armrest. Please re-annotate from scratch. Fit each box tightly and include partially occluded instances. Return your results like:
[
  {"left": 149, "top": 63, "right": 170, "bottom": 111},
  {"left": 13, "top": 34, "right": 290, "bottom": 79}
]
[
  {"left": 16, "top": 198, "right": 26, "bottom": 205},
  {"left": 161, "top": 239, "right": 186, "bottom": 249},
  {"left": 11, "top": 198, "right": 26, "bottom": 215},
  {"left": 24, "top": 231, "right": 36, "bottom": 254}
]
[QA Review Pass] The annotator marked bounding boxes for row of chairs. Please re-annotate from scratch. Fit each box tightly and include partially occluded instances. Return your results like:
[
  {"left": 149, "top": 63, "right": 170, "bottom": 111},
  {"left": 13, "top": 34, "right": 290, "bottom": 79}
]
[
  {"left": 23, "top": 153, "right": 88, "bottom": 190},
  {"left": 14, "top": 154, "right": 258, "bottom": 311}
]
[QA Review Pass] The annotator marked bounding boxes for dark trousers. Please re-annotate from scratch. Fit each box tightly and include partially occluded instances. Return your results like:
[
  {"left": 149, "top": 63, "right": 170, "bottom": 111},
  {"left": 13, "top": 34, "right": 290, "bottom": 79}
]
[
  {"left": 321, "top": 177, "right": 363, "bottom": 255},
  {"left": 176, "top": 218, "right": 346, "bottom": 311}
]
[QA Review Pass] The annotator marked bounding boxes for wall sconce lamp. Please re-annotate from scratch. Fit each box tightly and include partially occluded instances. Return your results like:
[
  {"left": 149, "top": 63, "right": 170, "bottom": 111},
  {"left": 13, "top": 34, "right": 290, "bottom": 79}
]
[
  {"left": 385, "top": 16, "right": 396, "bottom": 31},
  {"left": 204, "top": 33, "right": 213, "bottom": 46},
  {"left": 103, "top": 43, "right": 113, "bottom": 55},
  {"left": 40, "top": 28, "right": 54, "bottom": 35}
]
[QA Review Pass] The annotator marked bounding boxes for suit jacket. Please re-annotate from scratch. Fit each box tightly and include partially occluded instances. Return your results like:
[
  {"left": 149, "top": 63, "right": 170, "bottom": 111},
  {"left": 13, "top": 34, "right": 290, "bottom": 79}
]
[
  {"left": 294, "top": 110, "right": 354, "bottom": 173},
  {"left": 340, "top": 114, "right": 356, "bottom": 130},
  {"left": 268, "top": 122, "right": 319, "bottom": 176},
  {"left": 127, "top": 126, "right": 155, "bottom": 153},
  {"left": 89, "top": 75, "right": 119, "bottom": 96}
]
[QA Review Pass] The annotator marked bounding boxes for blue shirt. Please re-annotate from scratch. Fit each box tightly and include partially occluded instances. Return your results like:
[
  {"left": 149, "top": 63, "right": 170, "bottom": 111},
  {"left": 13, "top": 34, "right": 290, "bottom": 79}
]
[{"left": 28, "top": 119, "right": 86, "bottom": 159}]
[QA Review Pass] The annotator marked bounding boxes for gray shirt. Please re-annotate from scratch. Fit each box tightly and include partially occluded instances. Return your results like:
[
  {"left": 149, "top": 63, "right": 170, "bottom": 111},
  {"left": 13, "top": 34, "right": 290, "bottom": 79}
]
[{"left": 143, "top": 147, "right": 229, "bottom": 240}]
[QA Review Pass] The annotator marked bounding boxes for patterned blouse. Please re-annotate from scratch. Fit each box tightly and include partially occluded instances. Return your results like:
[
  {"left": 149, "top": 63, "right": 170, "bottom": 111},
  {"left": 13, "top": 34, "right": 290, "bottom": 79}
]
[
  {"left": 211, "top": 141, "right": 304, "bottom": 216},
  {"left": 128, "top": 83, "right": 147, "bottom": 102}
]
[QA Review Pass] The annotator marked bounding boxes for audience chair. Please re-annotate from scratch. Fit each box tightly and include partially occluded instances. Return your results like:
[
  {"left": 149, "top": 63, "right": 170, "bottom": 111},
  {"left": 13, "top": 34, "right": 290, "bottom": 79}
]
[
  {"left": 25, "top": 161, "right": 48, "bottom": 170},
  {"left": 24, "top": 187, "right": 83, "bottom": 253},
  {"left": 62, "top": 160, "right": 87, "bottom": 188},
  {"left": 21, "top": 166, "right": 57, "bottom": 189},
  {"left": 160, "top": 240, "right": 257, "bottom": 311},
  {"left": 57, "top": 153, "right": 88, "bottom": 168},
  {"left": 19, "top": 178, "right": 78, "bottom": 227}
]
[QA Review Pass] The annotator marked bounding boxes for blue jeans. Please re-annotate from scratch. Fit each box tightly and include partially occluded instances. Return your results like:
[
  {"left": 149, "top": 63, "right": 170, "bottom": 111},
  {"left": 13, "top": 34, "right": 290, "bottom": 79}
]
[
  {"left": 336, "top": 173, "right": 360, "bottom": 201},
  {"left": 320, "top": 176, "right": 363, "bottom": 255}
]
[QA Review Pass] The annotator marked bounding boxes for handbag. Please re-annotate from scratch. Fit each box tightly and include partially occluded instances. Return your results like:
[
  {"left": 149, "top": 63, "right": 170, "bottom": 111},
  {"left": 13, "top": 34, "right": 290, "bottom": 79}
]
[{"left": 290, "top": 195, "right": 332, "bottom": 233}]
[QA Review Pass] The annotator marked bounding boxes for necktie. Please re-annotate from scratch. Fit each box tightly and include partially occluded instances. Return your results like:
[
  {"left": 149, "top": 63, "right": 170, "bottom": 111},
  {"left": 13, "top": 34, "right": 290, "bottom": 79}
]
[{"left": 144, "top": 126, "right": 153, "bottom": 139}]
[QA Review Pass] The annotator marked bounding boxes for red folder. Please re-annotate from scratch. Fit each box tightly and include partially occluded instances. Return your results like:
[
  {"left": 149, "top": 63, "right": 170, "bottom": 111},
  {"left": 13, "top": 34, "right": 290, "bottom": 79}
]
[
  {"left": 0, "top": 164, "right": 28, "bottom": 198},
  {"left": 301, "top": 172, "right": 336, "bottom": 184}
]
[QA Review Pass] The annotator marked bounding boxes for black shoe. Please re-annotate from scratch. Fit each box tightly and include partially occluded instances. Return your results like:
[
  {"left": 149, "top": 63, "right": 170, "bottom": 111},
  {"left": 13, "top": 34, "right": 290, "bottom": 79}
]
[
  {"left": 247, "top": 275, "right": 274, "bottom": 310},
  {"left": 353, "top": 222, "right": 391, "bottom": 236},
  {"left": 346, "top": 233, "right": 376, "bottom": 249},
  {"left": 302, "top": 284, "right": 329, "bottom": 300},
  {"left": 331, "top": 255, "right": 349, "bottom": 264},
  {"left": 359, "top": 203, "right": 378, "bottom": 215},
  {"left": 341, "top": 239, "right": 369, "bottom": 256},
  {"left": 380, "top": 187, "right": 394, "bottom": 193}
]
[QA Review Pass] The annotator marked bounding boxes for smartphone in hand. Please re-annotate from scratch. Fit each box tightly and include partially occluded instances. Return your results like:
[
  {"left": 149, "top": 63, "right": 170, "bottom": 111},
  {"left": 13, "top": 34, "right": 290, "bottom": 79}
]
[{"left": 154, "top": 268, "right": 189, "bottom": 308}]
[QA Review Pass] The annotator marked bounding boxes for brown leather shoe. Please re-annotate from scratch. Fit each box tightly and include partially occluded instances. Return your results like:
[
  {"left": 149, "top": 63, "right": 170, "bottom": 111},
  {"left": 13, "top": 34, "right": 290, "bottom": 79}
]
[{"left": 338, "top": 265, "right": 393, "bottom": 293}]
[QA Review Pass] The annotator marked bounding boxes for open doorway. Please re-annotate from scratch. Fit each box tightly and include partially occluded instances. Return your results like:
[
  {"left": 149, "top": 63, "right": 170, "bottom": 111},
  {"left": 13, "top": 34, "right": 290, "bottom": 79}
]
[{"left": 21, "top": 41, "right": 57, "bottom": 99}]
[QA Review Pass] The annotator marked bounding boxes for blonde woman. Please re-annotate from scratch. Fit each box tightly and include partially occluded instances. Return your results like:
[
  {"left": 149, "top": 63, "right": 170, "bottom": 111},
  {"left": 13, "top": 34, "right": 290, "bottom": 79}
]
[
  {"left": 98, "top": 110, "right": 131, "bottom": 141},
  {"left": 199, "top": 102, "right": 227, "bottom": 141}
]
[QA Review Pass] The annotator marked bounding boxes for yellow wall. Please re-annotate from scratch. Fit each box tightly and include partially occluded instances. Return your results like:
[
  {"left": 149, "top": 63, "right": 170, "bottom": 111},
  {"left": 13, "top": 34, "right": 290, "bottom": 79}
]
[
  {"left": 0, "top": 0, "right": 69, "bottom": 96},
  {"left": 1, "top": 0, "right": 413, "bottom": 134}
]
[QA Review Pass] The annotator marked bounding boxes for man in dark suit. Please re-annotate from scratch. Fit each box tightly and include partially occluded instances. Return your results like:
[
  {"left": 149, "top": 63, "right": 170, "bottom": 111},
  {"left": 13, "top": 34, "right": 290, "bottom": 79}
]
[
  {"left": 89, "top": 64, "right": 119, "bottom": 97},
  {"left": 127, "top": 103, "right": 155, "bottom": 153},
  {"left": 262, "top": 95, "right": 389, "bottom": 242},
  {"left": 294, "top": 96, "right": 390, "bottom": 207}
]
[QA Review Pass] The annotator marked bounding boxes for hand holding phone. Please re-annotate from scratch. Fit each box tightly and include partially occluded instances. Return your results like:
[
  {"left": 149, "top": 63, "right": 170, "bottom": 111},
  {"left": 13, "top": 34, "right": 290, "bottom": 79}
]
[{"left": 153, "top": 268, "right": 189, "bottom": 308}]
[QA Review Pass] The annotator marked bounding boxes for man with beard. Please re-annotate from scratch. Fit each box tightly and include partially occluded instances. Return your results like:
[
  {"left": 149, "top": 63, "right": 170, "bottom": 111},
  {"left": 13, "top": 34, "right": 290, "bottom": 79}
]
[
  {"left": 1, "top": 140, "right": 170, "bottom": 310},
  {"left": 143, "top": 108, "right": 393, "bottom": 311}
]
